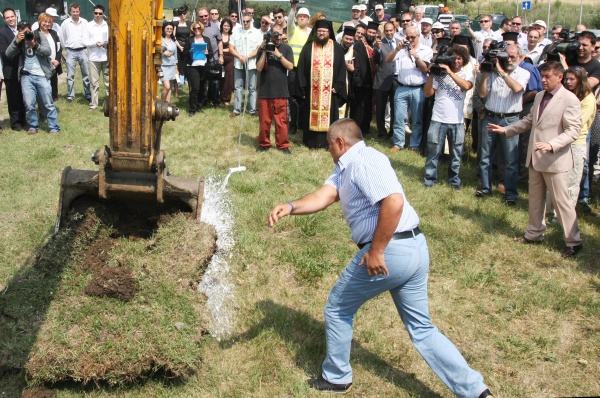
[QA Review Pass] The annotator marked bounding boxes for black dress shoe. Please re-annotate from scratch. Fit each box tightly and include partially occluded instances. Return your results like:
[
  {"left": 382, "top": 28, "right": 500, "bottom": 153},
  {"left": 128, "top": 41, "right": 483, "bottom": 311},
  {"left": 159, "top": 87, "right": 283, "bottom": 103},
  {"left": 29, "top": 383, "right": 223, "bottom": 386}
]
[
  {"left": 308, "top": 375, "right": 352, "bottom": 394},
  {"left": 256, "top": 146, "right": 269, "bottom": 152},
  {"left": 562, "top": 244, "right": 582, "bottom": 258},
  {"left": 516, "top": 236, "right": 542, "bottom": 244}
]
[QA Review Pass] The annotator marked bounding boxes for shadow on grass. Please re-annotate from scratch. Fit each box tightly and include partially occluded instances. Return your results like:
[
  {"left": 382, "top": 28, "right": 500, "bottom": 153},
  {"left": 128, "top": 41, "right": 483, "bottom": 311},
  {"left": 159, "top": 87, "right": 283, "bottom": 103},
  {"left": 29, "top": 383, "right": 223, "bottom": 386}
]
[{"left": 224, "top": 299, "right": 444, "bottom": 397}]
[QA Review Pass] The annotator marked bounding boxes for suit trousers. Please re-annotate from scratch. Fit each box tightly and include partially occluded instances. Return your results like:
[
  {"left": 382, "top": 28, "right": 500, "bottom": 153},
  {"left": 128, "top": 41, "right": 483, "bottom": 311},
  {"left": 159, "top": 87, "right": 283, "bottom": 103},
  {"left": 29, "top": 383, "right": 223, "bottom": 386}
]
[
  {"left": 525, "top": 166, "right": 581, "bottom": 246},
  {"left": 375, "top": 86, "right": 395, "bottom": 137},
  {"left": 4, "top": 78, "right": 26, "bottom": 129}
]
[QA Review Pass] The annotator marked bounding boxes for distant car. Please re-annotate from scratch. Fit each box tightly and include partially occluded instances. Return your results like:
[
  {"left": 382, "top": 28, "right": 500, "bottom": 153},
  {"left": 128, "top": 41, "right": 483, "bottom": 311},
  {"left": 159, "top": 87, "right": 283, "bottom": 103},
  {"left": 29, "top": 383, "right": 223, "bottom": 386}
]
[
  {"left": 414, "top": 5, "right": 440, "bottom": 23},
  {"left": 471, "top": 14, "right": 507, "bottom": 32}
]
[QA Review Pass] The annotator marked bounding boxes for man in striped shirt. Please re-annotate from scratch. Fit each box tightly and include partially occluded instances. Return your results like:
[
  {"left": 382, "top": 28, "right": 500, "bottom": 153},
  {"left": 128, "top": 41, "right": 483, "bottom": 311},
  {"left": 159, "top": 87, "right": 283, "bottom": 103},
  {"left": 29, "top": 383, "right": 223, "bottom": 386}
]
[
  {"left": 477, "top": 44, "right": 530, "bottom": 205},
  {"left": 268, "top": 118, "right": 494, "bottom": 398}
]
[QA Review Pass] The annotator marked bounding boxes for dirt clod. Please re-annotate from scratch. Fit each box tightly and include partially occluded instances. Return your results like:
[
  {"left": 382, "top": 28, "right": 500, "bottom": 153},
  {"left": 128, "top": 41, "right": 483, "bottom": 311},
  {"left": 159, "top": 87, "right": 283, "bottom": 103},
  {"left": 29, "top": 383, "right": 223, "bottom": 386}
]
[{"left": 85, "top": 266, "right": 138, "bottom": 302}]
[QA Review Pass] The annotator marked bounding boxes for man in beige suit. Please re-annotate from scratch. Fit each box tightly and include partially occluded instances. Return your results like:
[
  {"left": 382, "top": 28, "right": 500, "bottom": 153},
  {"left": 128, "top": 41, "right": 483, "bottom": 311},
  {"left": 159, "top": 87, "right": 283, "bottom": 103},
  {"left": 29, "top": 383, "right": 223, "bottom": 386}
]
[{"left": 487, "top": 61, "right": 583, "bottom": 258}]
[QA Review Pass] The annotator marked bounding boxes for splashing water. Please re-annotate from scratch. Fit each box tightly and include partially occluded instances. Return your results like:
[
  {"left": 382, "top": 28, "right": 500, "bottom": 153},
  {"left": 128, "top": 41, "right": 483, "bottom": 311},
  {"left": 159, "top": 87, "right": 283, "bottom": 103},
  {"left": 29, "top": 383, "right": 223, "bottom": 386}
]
[{"left": 199, "top": 175, "right": 236, "bottom": 340}]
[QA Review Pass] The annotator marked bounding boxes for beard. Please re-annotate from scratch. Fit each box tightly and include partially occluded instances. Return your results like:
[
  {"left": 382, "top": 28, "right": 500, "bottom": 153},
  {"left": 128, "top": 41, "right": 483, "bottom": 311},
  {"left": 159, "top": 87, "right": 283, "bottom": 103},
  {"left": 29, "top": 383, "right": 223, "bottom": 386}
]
[
  {"left": 365, "top": 35, "right": 375, "bottom": 46},
  {"left": 315, "top": 35, "right": 329, "bottom": 46},
  {"left": 504, "top": 62, "right": 517, "bottom": 71}
]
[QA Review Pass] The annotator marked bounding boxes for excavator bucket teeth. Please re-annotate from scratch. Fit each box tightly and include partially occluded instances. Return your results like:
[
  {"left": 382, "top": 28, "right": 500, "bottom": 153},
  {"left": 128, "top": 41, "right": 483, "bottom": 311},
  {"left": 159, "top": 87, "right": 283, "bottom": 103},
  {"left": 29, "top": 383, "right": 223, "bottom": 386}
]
[{"left": 56, "top": 166, "right": 204, "bottom": 233}]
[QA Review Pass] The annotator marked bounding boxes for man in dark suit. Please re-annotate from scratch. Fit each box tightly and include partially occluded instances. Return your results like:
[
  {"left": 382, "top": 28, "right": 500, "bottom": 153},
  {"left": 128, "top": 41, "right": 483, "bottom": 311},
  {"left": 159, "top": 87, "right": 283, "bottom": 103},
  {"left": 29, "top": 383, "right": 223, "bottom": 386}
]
[
  {"left": 488, "top": 61, "right": 583, "bottom": 258},
  {"left": 374, "top": 22, "right": 397, "bottom": 138},
  {"left": 0, "top": 8, "right": 26, "bottom": 131}
]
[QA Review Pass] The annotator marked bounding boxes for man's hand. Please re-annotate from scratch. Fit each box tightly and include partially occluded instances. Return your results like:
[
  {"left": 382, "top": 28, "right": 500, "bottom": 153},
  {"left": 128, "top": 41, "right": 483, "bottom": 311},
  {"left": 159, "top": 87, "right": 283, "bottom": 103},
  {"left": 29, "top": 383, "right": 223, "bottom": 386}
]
[
  {"left": 15, "top": 31, "right": 24, "bottom": 44},
  {"left": 487, "top": 123, "right": 506, "bottom": 134},
  {"left": 268, "top": 203, "right": 292, "bottom": 227},
  {"left": 359, "top": 249, "right": 389, "bottom": 277},
  {"left": 438, "top": 63, "right": 451, "bottom": 74},
  {"left": 239, "top": 55, "right": 247, "bottom": 64},
  {"left": 534, "top": 142, "right": 552, "bottom": 152},
  {"left": 494, "top": 58, "right": 506, "bottom": 74}
]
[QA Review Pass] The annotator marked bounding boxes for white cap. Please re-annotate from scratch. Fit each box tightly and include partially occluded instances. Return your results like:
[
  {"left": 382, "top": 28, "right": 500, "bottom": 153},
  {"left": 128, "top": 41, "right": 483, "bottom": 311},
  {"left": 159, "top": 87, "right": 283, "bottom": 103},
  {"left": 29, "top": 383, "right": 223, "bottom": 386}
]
[
  {"left": 374, "top": 4, "right": 383, "bottom": 10},
  {"left": 421, "top": 18, "right": 433, "bottom": 25},
  {"left": 533, "top": 20, "right": 547, "bottom": 29},
  {"left": 352, "top": 5, "right": 360, "bottom": 10},
  {"left": 297, "top": 7, "right": 310, "bottom": 17},
  {"left": 438, "top": 4, "right": 445, "bottom": 7},
  {"left": 358, "top": 4, "right": 367, "bottom": 11},
  {"left": 432, "top": 22, "right": 445, "bottom": 29},
  {"left": 45, "top": 7, "right": 58, "bottom": 17}
]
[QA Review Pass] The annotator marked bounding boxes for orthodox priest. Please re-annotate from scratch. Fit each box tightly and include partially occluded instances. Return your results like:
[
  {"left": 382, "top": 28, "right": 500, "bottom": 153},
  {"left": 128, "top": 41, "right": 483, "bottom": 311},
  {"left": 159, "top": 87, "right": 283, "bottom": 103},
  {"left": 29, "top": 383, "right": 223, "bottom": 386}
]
[
  {"left": 296, "top": 20, "right": 348, "bottom": 148},
  {"left": 350, "top": 21, "right": 378, "bottom": 135}
]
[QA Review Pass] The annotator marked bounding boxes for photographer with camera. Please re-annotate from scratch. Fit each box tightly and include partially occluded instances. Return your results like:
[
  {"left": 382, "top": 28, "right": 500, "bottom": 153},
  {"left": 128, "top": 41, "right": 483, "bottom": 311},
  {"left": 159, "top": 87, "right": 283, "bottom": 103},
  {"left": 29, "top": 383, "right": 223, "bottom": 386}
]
[
  {"left": 558, "top": 31, "right": 600, "bottom": 91},
  {"left": 256, "top": 24, "right": 294, "bottom": 153},
  {"left": 5, "top": 20, "right": 60, "bottom": 135},
  {"left": 465, "top": 15, "right": 502, "bottom": 60},
  {"left": 477, "top": 44, "right": 530, "bottom": 205},
  {"left": 423, "top": 44, "right": 473, "bottom": 189},
  {"left": 386, "top": 26, "right": 433, "bottom": 152}
]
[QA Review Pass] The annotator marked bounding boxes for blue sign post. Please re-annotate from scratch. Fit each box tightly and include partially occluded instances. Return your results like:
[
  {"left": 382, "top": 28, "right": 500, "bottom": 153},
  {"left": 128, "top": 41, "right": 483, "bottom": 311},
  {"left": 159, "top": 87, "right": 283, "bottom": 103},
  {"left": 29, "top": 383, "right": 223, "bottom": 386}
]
[{"left": 522, "top": 1, "right": 531, "bottom": 10}]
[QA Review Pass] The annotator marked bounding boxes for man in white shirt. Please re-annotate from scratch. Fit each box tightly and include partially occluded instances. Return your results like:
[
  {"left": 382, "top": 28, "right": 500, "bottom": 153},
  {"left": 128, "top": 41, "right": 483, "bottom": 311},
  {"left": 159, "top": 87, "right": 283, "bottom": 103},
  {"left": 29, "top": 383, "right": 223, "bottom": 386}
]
[
  {"left": 521, "top": 29, "right": 544, "bottom": 65},
  {"left": 393, "top": 12, "right": 413, "bottom": 43},
  {"left": 60, "top": 2, "right": 91, "bottom": 102},
  {"left": 229, "top": 11, "right": 262, "bottom": 117},
  {"left": 511, "top": 16, "right": 528, "bottom": 48},
  {"left": 86, "top": 5, "right": 108, "bottom": 110},
  {"left": 358, "top": 4, "right": 372, "bottom": 24},
  {"left": 386, "top": 26, "right": 433, "bottom": 151},
  {"left": 531, "top": 20, "right": 552, "bottom": 46},
  {"left": 413, "top": 7, "right": 425, "bottom": 32},
  {"left": 419, "top": 18, "right": 433, "bottom": 48},
  {"left": 466, "top": 14, "right": 503, "bottom": 59}
]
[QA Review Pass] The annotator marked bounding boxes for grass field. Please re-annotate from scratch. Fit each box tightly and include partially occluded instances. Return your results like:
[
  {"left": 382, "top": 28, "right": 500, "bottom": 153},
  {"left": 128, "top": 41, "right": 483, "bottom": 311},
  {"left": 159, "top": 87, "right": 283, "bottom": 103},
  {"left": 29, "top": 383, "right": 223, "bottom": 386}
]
[{"left": 0, "top": 74, "right": 599, "bottom": 397}]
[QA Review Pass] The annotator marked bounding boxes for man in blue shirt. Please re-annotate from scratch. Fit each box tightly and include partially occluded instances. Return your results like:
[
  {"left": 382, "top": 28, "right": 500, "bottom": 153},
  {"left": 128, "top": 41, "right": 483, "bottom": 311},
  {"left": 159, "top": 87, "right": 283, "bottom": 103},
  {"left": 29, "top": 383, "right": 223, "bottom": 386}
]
[{"left": 268, "top": 118, "right": 494, "bottom": 398}]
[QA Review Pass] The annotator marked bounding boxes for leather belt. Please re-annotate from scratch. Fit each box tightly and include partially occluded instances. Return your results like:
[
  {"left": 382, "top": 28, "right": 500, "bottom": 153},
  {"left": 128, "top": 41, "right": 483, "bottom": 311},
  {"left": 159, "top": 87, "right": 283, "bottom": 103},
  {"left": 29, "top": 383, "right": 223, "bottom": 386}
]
[
  {"left": 357, "top": 227, "right": 422, "bottom": 249},
  {"left": 67, "top": 47, "right": 86, "bottom": 51},
  {"left": 485, "top": 110, "right": 519, "bottom": 119}
]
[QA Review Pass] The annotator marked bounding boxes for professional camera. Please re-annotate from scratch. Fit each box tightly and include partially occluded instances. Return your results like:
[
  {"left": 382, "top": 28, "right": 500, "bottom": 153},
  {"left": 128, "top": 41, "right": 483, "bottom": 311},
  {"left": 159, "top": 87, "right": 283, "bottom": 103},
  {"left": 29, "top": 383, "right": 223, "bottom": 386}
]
[
  {"left": 264, "top": 31, "right": 280, "bottom": 52},
  {"left": 24, "top": 30, "right": 34, "bottom": 41},
  {"left": 480, "top": 40, "right": 509, "bottom": 73},
  {"left": 429, "top": 45, "right": 456, "bottom": 76},
  {"left": 544, "top": 28, "right": 580, "bottom": 62}
]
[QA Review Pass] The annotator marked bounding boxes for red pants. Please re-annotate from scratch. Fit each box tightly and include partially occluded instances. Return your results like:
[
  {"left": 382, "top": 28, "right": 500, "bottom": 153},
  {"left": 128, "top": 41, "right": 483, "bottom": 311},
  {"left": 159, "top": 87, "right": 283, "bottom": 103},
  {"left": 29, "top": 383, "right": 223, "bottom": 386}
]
[{"left": 258, "top": 98, "right": 290, "bottom": 149}]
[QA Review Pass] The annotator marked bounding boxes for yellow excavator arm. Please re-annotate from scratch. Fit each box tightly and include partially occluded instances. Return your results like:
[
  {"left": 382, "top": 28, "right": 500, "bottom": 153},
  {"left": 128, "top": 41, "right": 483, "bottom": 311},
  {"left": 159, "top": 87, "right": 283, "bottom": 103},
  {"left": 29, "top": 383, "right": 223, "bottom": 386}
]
[{"left": 56, "top": 0, "right": 203, "bottom": 232}]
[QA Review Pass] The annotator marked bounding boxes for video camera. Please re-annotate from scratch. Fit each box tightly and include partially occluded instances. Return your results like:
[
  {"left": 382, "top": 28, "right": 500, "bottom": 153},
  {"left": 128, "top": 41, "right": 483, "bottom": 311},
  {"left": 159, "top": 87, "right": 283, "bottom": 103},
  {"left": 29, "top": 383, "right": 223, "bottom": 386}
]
[
  {"left": 429, "top": 45, "right": 456, "bottom": 76},
  {"left": 264, "top": 31, "right": 280, "bottom": 52},
  {"left": 480, "top": 40, "right": 509, "bottom": 73},
  {"left": 544, "top": 28, "right": 580, "bottom": 62}
]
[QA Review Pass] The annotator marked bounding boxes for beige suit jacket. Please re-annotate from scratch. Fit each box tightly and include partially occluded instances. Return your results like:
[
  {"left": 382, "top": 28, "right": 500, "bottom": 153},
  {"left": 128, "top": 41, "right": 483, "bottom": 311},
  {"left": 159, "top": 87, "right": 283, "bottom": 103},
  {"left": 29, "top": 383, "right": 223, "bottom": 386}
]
[{"left": 505, "top": 85, "right": 582, "bottom": 173}]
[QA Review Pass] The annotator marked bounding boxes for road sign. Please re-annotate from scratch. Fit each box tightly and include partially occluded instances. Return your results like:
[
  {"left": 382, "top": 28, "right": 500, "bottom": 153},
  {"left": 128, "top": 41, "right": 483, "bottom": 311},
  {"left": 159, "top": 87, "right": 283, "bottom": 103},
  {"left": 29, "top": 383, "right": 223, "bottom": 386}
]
[{"left": 522, "top": 1, "right": 531, "bottom": 10}]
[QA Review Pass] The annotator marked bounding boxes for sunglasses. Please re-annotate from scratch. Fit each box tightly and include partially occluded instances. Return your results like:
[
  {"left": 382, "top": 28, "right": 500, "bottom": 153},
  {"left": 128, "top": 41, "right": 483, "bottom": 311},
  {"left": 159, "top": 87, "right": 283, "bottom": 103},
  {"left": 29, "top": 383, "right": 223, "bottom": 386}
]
[
  {"left": 243, "top": 20, "right": 251, "bottom": 23},
  {"left": 568, "top": 66, "right": 582, "bottom": 72},
  {"left": 261, "top": 21, "right": 270, "bottom": 25},
  {"left": 275, "top": 15, "right": 284, "bottom": 19},
  {"left": 406, "top": 35, "right": 417, "bottom": 39},
  {"left": 511, "top": 22, "right": 522, "bottom": 25},
  {"left": 198, "top": 14, "right": 208, "bottom": 18},
  {"left": 193, "top": 27, "right": 202, "bottom": 31},
  {"left": 480, "top": 20, "right": 491, "bottom": 23},
  {"left": 401, "top": 19, "right": 411, "bottom": 23},
  {"left": 230, "top": 14, "right": 238, "bottom": 18},
  {"left": 94, "top": 12, "right": 103, "bottom": 15}
]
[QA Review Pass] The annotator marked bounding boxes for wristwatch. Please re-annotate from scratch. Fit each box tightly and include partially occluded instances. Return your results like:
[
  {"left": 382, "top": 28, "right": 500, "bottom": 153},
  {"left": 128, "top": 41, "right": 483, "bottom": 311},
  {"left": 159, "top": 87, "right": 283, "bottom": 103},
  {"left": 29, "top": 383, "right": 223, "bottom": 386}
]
[{"left": 500, "top": 72, "right": 507, "bottom": 78}]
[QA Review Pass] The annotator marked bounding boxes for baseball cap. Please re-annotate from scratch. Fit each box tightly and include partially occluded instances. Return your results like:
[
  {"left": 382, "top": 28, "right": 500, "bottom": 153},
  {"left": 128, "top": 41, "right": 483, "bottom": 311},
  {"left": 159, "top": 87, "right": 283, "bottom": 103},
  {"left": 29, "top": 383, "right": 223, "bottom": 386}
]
[
  {"left": 533, "top": 20, "right": 547, "bottom": 29},
  {"left": 297, "top": 7, "right": 310, "bottom": 17},
  {"left": 421, "top": 18, "right": 433, "bottom": 25},
  {"left": 438, "top": 3, "right": 445, "bottom": 7},
  {"left": 358, "top": 4, "right": 367, "bottom": 11},
  {"left": 374, "top": 4, "right": 383, "bottom": 10},
  {"left": 45, "top": 7, "right": 58, "bottom": 17},
  {"left": 432, "top": 22, "right": 445, "bottom": 30},
  {"left": 352, "top": 5, "right": 360, "bottom": 10}
]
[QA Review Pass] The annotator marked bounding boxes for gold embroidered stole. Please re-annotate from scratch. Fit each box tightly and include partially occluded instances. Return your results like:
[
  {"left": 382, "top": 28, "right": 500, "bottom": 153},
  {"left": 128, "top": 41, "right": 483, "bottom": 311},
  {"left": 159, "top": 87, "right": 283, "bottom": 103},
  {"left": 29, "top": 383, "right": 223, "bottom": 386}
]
[{"left": 309, "top": 40, "right": 334, "bottom": 132}]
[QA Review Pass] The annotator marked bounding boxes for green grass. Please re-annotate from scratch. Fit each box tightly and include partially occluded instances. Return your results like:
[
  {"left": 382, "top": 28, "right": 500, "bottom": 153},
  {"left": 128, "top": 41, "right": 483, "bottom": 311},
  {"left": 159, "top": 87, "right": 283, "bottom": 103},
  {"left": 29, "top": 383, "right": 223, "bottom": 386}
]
[{"left": 1, "top": 75, "right": 600, "bottom": 397}]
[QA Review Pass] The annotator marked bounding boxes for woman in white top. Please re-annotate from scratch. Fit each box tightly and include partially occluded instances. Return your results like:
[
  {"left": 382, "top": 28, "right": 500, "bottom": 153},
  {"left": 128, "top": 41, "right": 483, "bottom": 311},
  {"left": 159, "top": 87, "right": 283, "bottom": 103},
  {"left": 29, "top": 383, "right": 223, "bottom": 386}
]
[{"left": 161, "top": 22, "right": 177, "bottom": 102}]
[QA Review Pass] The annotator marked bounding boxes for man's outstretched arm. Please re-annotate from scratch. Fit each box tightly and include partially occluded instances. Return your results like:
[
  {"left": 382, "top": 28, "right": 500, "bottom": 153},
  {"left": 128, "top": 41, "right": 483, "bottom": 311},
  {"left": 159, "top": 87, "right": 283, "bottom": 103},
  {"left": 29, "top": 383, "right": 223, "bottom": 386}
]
[{"left": 268, "top": 185, "right": 339, "bottom": 227}]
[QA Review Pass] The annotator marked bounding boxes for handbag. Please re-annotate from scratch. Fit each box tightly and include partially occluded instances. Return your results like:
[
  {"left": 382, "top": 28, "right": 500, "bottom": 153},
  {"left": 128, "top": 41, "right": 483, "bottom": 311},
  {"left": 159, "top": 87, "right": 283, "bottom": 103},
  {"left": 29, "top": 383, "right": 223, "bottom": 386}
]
[{"left": 204, "top": 60, "right": 223, "bottom": 81}]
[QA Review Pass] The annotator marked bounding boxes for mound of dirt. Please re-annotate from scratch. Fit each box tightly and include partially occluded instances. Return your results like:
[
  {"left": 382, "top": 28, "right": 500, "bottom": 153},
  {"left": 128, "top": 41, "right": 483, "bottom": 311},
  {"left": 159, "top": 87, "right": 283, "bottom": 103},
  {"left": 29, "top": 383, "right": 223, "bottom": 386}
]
[{"left": 85, "top": 266, "right": 138, "bottom": 302}]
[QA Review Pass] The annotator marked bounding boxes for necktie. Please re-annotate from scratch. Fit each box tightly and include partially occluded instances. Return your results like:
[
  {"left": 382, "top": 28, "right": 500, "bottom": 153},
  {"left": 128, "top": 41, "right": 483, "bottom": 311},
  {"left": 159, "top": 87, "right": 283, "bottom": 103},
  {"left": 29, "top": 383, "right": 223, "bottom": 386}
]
[{"left": 538, "top": 92, "right": 553, "bottom": 118}]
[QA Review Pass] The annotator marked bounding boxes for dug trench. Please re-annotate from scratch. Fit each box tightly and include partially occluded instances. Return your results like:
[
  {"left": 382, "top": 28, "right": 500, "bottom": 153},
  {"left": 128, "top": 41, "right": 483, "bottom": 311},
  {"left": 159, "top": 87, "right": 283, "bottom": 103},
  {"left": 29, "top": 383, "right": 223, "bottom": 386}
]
[{"left": 0, "top": 197, "right": 217, "bottom": 393}]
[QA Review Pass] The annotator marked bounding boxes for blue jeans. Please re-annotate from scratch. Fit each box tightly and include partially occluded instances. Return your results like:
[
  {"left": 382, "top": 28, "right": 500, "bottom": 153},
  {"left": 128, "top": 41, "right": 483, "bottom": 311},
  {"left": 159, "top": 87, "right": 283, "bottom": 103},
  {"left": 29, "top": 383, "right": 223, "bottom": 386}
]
[
  {"left": 393, "top": 85, "right": 424, "bottom": 149},
  {"left": 321, "top": 234, "right": 487, "bottom": 397},
  {"left": 479, "top": 114, "right": 520, "bottom": 199},
  {"left": 578, "top": 132, "right": 591, "bottom": 203},
  {"left": 424, "top": 121, "right": 465, "bottom": 187},
  {"left": 233, "top": 67, "right": 257, "bottom": 114},
  {"left": 21, "top": 74, "right": 60, "bottom": 132},
  {"left": 65, "top": 48, "right": 90, "bottom": 100}
]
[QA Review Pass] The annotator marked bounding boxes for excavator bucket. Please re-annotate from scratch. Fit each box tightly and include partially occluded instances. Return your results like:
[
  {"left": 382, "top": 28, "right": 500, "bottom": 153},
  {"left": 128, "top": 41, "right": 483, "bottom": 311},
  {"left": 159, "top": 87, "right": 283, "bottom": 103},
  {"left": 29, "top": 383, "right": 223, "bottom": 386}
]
[{"left": 55, "top": 0, "right": 203, "bottom": 232}]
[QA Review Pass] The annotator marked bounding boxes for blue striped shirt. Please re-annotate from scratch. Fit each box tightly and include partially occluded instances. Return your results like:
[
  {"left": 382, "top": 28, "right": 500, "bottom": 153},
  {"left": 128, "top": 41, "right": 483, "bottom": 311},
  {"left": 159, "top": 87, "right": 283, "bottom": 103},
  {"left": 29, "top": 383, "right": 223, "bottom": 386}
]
[{"left": 324, "top": 141, "right": 420, "bottom": 245}]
